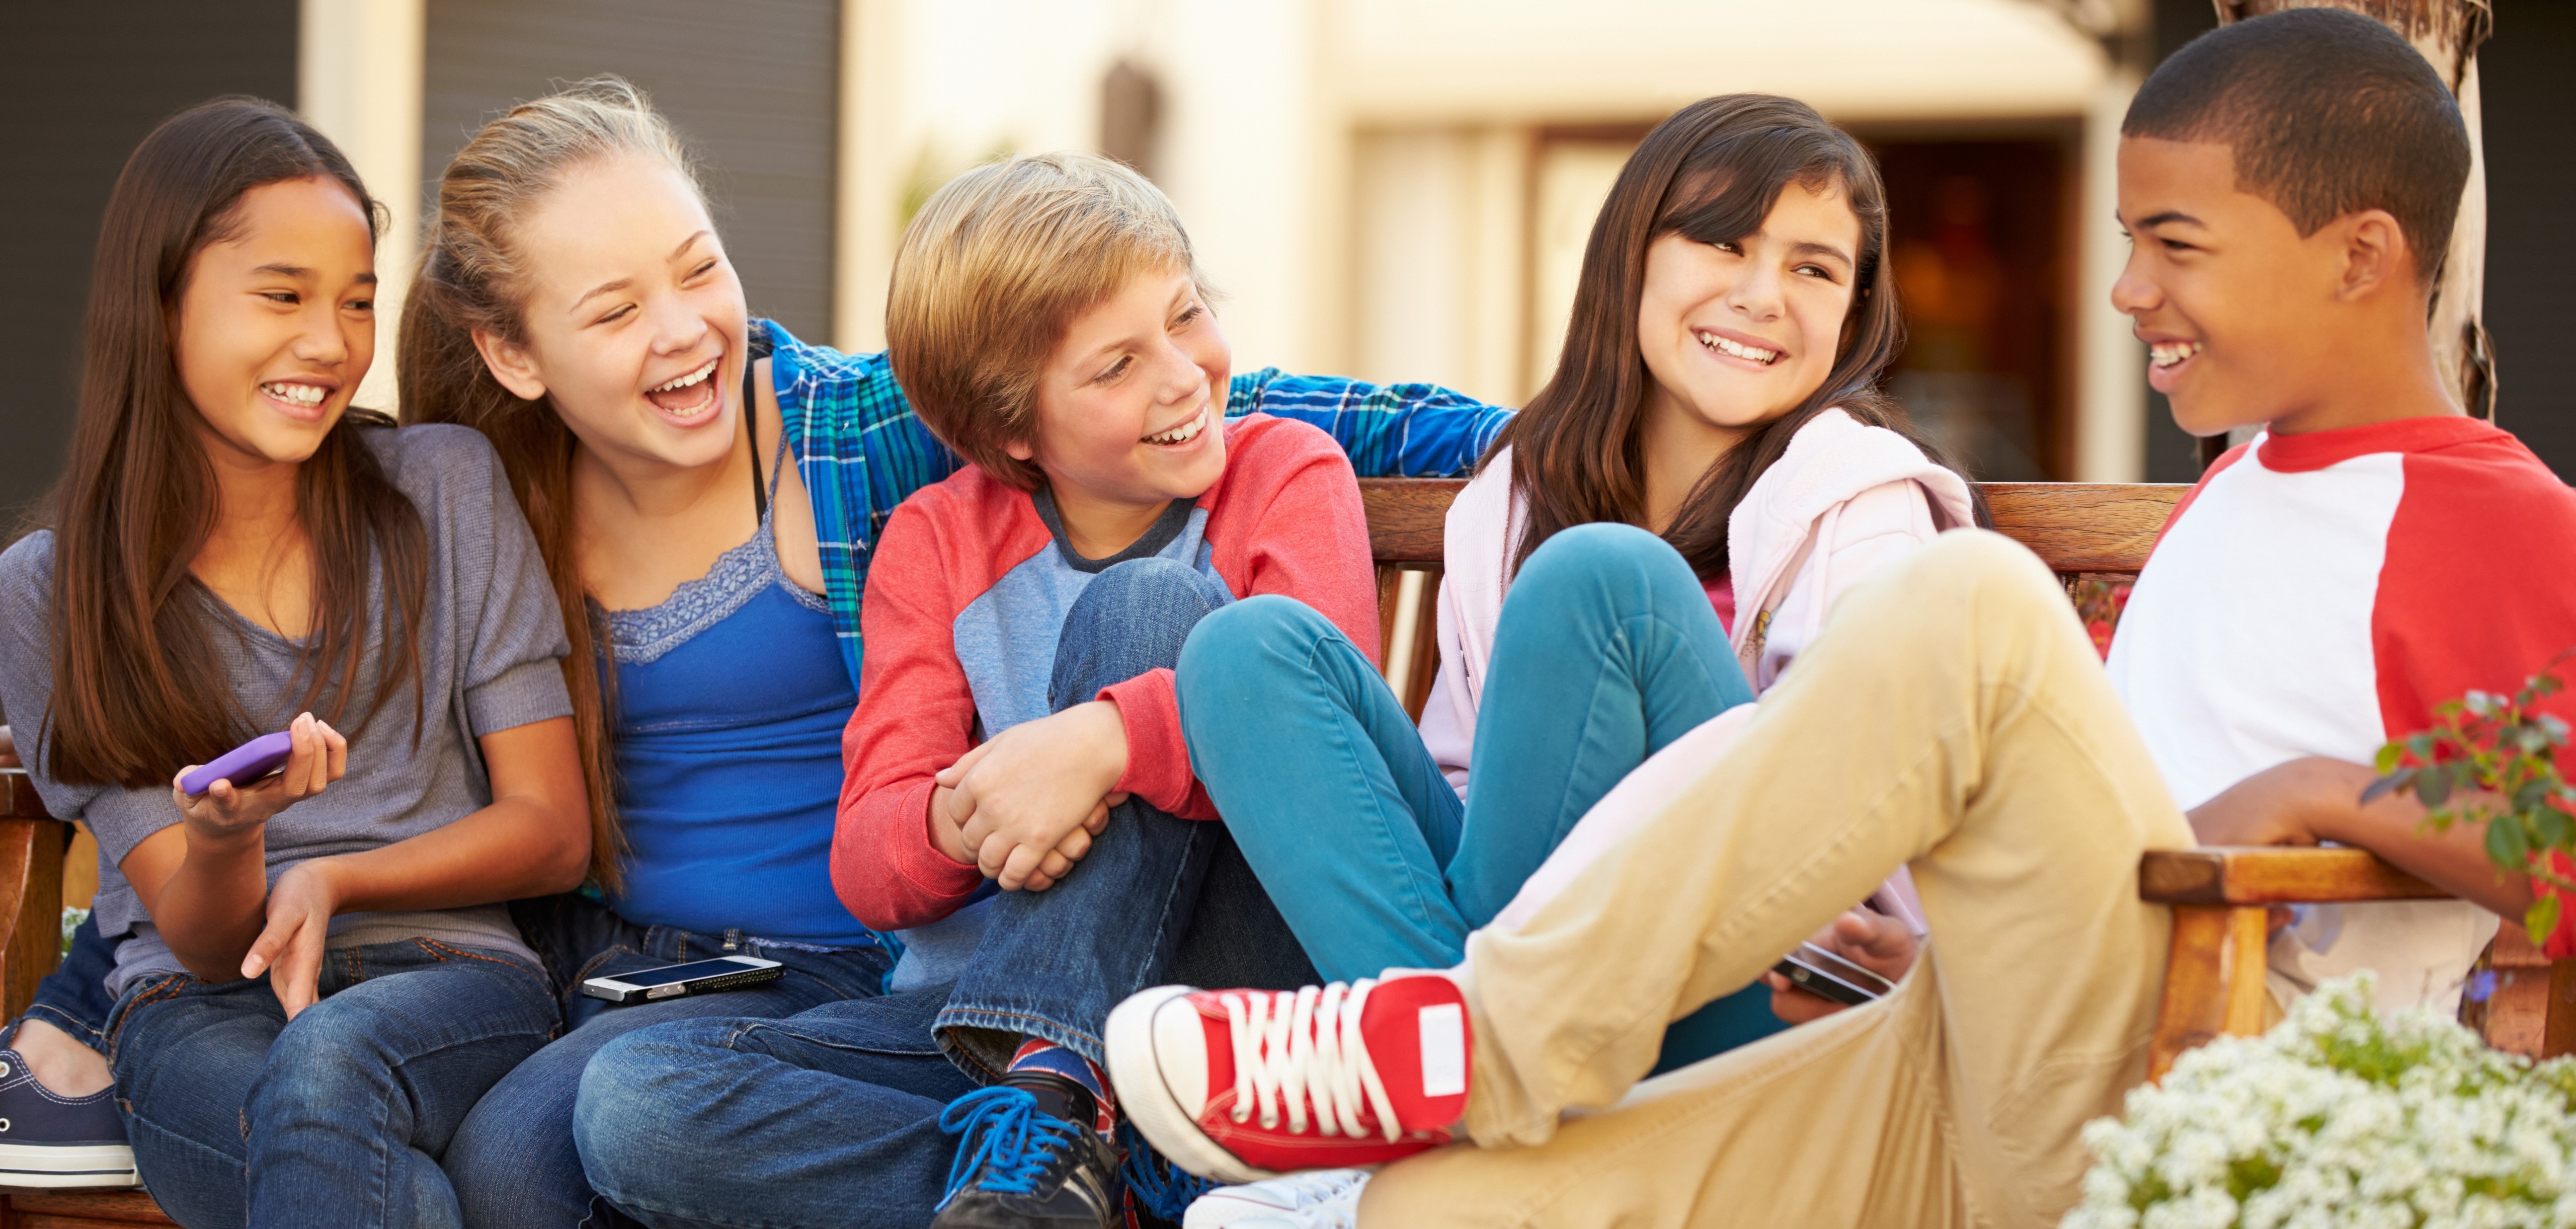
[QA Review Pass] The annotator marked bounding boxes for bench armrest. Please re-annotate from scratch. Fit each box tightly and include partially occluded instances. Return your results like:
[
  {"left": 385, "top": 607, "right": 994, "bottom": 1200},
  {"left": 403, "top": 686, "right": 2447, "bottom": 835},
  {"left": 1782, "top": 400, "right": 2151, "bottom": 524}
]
[
  {"left": 2139, "top": 846, "right": 2442, "bottom": 905},
  {"left": 0, "top": 769, "right": 68, "bottom": 1018}
]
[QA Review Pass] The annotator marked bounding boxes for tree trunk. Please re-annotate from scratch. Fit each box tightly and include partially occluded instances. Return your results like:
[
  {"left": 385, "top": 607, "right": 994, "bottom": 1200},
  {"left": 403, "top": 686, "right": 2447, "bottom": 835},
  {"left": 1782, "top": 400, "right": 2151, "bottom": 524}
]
[{"left": 2214, "top": 0, "right": 2496, "bottom": 420}]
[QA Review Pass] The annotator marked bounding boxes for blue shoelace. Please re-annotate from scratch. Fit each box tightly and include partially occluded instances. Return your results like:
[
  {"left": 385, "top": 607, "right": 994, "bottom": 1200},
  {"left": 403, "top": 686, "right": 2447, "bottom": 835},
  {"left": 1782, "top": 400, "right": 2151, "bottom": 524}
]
[
  {"left": 938, "top": 1086, "right": 1085, "bottom": 1210},
  {"left": 1115, "top": 1120, "right": 1219, "bottom": 1223}
]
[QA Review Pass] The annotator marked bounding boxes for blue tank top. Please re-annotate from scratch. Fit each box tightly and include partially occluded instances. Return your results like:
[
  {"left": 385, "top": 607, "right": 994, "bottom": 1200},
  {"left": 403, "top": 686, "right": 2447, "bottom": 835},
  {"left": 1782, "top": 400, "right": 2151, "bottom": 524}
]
[{"left": 600, "top": 511, "right": 874, "bottom": 947}]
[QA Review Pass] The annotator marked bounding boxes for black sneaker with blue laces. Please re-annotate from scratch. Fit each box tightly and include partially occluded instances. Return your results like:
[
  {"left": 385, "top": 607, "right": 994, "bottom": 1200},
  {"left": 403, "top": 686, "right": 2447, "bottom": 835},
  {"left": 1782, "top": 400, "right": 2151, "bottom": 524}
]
[
  {"left": 1116, "top": 1121, "right": 1215, "bottom": 1229},
  {"left": 0, "top": 1045, "right": 135, "bottom": 1188},
  {"left": 932, "top": 1078, "right": 1121, "bottom": 1229}
]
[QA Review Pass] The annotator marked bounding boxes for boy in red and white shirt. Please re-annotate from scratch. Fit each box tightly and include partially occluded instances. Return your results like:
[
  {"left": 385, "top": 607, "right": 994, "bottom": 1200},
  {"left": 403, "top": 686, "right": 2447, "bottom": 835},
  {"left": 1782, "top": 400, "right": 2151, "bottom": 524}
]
[
  {"left": 2109, "top": 417, "right": 2576, "bottom": 1009},
  {"left": 1104, "top": 12, "right": 2576, "bottom": 1228}
]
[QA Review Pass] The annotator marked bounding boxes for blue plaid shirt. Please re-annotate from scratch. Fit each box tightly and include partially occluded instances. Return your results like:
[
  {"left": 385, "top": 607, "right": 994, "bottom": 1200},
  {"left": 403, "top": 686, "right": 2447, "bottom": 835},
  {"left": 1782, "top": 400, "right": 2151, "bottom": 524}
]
[{"left": 762, "top": 319, "right": 1514, "bottom": 686}]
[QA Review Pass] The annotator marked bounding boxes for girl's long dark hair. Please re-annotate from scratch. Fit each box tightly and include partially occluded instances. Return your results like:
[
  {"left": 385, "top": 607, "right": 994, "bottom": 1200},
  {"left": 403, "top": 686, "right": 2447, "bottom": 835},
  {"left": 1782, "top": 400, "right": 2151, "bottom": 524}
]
[
  {"left": 1499, "top": 93, "right": 1983, "bottom": 579},
  {"left": 40, "top": 97, "right": 427, "bottom": 787}
]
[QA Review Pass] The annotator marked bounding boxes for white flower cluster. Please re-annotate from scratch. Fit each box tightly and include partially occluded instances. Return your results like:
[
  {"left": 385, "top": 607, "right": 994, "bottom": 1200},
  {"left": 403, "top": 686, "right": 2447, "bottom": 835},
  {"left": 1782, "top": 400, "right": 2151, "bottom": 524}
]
[{"left": 2065, "top": 973, "right": 2576, "bottom": 1229}]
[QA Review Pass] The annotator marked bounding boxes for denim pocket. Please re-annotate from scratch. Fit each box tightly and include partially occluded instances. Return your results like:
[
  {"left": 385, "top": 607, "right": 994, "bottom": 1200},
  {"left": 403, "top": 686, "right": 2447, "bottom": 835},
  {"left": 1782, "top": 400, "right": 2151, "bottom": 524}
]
[
  {"left": 101, "top": 973, "right": 198, "bottom": 1060},
  {"left": 570, "top": 943, "right": 645, "bottom": 991},
  {"left": 411, "top": 939, "right": 556, "bottom": 997}
]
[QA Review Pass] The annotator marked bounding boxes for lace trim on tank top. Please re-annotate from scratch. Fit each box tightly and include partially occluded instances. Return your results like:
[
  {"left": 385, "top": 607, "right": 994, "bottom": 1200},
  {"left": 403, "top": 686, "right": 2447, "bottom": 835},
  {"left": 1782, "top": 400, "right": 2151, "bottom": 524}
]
[
  {"left": 600, "top": 377, "right": 825, "bottom": 666},
  {"left": 600, "top": 519, "right": 828, "bottom": 666}
]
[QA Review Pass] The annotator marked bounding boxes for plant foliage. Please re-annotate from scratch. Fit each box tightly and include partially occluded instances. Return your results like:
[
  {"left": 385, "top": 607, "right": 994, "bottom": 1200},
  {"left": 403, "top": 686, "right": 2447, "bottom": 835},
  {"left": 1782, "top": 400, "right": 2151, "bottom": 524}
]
[{"left": 2367, "top": 652, "right": 2576, "bottom": 945}]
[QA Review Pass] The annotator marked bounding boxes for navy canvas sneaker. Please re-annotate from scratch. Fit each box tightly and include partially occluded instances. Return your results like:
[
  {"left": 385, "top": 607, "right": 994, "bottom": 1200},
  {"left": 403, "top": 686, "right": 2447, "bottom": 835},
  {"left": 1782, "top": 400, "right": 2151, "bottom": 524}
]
[
  {"left": 0, "top": 1045, "right": 136, "bottom": 1188},
  {"left": 932, "top": 1081, "right": 1121, "bottom": 1229},
  {"left": 1118, "top": 1122, "right": 1216, "bottom": 1229}
]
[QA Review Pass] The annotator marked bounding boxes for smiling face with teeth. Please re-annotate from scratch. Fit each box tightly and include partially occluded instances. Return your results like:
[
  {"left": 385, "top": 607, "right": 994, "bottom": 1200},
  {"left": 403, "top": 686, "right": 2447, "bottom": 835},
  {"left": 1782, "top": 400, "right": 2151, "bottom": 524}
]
[
  {"left": 171, "top": 176, "right": 378, "bottom": 468},
  {"left": 2112, "top": 136, "right": 2442, "bottom": 439},
  {"left": 473, "top": 154, "right": 748, "bottom": 476},
  {"left": 1633, "top": 180, "right": 1861, "bottom": 468},
  {"left": 1004, "top": 264, "right": 1230, "bottom": 558}
]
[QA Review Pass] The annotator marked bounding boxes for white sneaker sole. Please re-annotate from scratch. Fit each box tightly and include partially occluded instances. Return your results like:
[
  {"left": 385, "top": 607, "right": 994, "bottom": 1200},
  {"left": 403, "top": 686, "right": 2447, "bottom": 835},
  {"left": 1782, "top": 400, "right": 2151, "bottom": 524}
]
[
  {"left": 0, "top": 1141, "right": 139, "bottom": 1189},
  {"left": 1104, "top": 986, "right": 1277, "bottom": 1186}
]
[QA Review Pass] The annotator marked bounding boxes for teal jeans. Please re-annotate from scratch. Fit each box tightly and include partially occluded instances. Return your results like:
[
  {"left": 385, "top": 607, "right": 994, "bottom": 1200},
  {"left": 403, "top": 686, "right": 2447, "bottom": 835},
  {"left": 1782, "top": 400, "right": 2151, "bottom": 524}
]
[{"left": 1176, "top": 523, "right": 1783, "bottom": 1069}]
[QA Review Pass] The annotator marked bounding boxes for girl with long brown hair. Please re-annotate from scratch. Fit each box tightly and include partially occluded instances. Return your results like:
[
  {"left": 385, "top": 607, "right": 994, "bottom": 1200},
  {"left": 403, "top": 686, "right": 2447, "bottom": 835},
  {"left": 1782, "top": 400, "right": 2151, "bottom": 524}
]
[
  {"left": 1140, "top": 98, "right": 1980, "bottom": 1189},
  {"left": 0, "top": 98, "right": 588, "bottom": 1225}
]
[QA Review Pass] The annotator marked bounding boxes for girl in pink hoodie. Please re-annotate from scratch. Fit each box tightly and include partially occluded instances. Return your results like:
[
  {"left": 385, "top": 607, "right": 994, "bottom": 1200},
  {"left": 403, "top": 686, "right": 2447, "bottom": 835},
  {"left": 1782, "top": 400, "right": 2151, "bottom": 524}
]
[{"left": 1174, "top": 95, "right": 1974, "bottom": 1072}]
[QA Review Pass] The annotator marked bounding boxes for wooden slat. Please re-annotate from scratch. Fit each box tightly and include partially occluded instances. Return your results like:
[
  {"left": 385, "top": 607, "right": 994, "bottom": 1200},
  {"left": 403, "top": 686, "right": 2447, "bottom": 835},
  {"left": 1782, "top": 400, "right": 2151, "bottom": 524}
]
[
  {"left": 0, "top": 817, "right": 64, "bottom": 1022},
  {"left": 1403, "top": 566, "right": 1443, "bottom": 722},
  {"left": 4, "top": 1189, "right": 173, "bottom": 1225},
  {"left": 1361, "top": 479, "right": 2188, "bottom": 573},
  {"left": 2222, "top": 905, "right": 2272, "bottom": 1035},
  {"left": 1360, "top": 479, "right": 1463, "bottom": 564},
  {"left": 2149, "top": 905, "right": 2233, "bottom": 1082},
  {"left": 0, "top": 772, "right": 62, "bottom": 1023},
  {"left": 1373, "top": 564, "right": 1403, "bottom": 665},
  {"left": 2139, "top": 846, "right": 2443, "bottom": 905},
  {"left": 0, "top": 772, "right": 50, "bottom": 820},
  {"left": 1983, "top": 483, "right": 2187, "bottom": 574}
]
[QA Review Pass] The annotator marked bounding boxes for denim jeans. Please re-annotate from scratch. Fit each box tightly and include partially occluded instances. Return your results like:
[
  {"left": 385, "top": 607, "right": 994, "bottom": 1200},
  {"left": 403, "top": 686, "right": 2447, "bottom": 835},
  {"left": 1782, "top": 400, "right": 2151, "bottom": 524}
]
[
  {"left": 24, "top": 914, "right": 117, "bottom": 1053},
  {"left": 105, "top": 938, "right": 559, "bottom": 1229},
  {"left": 575, "top": 556, "right": 1319, "bottom": 1228},
  {"left": 1177, "top": 523, "right": 1784, "bottom": 1068},
  {"left": 442, "top": 894, "right": 893, "bottom": 1229},
  {"left": 935, "top": 556, "right": 1316, "bottom": 1075}
]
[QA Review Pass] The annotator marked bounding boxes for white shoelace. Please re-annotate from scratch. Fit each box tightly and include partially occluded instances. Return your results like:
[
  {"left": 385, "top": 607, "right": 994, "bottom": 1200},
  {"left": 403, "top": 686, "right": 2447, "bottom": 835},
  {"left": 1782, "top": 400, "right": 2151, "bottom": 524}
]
[{"left": 1219, "top": 980, "right": 1400, "bottom": 1141}]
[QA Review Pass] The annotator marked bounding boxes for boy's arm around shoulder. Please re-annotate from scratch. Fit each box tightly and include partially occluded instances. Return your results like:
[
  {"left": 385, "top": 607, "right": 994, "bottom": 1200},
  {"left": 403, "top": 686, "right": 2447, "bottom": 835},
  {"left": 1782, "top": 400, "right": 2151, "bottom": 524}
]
[
  {"left": 1101, "top": 422, "right": 1379, "bottom": 817},
  {"left": 831, "top": 494, "right": 986, "bottom": 930},
  {"left": 1231, "top": 368, "right": 1512, "bottom": 478}
]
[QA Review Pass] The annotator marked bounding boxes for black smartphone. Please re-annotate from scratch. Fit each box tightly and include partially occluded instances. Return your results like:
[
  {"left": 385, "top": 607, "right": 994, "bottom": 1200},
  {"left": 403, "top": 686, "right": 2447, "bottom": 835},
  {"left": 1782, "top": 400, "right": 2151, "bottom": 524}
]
[
  {"left": 1772, "top": 942, "right": 1895, "bottom": 1007},
  {"left": 580, "top": 955, "right": 785, "bottom": 1005}
]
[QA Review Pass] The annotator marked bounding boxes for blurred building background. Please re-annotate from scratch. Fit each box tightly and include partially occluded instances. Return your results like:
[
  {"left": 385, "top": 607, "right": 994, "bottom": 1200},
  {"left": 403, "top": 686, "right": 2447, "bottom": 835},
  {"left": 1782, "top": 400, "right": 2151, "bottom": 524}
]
[{"left": 3, "top": 0, "right": 2569, "bottom": 523}]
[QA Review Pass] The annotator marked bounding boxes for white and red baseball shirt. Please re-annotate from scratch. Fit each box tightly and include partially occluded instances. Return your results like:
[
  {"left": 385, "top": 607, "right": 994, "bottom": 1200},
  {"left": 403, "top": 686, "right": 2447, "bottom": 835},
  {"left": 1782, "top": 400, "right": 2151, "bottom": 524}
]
[{"left": 2106, "top": 415, "right": 2576, "bottom": 1012}]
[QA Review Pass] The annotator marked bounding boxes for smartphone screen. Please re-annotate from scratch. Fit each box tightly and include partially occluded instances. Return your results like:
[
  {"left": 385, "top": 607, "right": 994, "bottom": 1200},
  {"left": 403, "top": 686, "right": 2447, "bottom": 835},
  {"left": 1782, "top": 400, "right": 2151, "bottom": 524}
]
[
  {"left": 610, "top": 958, "right": 755, "bottom": 988},
  {"left": 1789, "top": 943, "right": 1894, "bottom": 998}
]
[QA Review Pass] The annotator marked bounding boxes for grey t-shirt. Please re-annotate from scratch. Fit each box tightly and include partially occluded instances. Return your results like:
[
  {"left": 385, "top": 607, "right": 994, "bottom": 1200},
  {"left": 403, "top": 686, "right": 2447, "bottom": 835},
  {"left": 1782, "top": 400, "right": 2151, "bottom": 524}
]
[{"left": 0, "top": 424, "right": 573, "bottom": 997}]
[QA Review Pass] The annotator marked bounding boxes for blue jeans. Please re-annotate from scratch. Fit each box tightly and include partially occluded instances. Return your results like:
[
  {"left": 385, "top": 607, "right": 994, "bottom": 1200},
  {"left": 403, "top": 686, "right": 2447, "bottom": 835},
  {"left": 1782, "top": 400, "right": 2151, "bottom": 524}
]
[
  {"left": 1177, "top": 523, "right": 1784, "bottom": 1067},
  {"left": 24, "top": 914, "right": 117, "bottom": 1053},
  {"left": 443, "top": 894, "right": 894, "bottom": 1229},
  {"left": 105, "top": 939, "right": 559, "bottom": 1229},
  {"left": 575, "top": 557, "right": 1318, "bottom": 1228},
  {"left": 933, "top": 556, "right": 1316, "bottom": 1075}
]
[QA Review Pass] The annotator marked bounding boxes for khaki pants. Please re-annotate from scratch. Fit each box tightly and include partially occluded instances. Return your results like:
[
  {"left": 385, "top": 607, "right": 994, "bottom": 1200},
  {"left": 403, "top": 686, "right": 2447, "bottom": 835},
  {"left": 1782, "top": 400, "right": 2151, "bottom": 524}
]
[{"left": 1364, "top": 531, "right": 2195, "bottom": 1229}]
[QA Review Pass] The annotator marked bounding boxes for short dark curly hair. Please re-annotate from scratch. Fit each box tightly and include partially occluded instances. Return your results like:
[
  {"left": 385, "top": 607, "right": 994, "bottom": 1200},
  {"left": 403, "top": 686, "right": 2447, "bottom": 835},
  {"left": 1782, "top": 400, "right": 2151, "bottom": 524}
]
[{"left": 2124, "top": 6, "right": 2470, "bottom": 286}]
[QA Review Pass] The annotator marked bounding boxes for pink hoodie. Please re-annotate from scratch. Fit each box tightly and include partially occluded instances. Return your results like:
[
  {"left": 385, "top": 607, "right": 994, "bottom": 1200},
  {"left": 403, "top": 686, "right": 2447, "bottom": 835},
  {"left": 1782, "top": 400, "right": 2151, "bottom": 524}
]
[{"left": 1421, "top": 407, "right": 1977, "bottom": 932}]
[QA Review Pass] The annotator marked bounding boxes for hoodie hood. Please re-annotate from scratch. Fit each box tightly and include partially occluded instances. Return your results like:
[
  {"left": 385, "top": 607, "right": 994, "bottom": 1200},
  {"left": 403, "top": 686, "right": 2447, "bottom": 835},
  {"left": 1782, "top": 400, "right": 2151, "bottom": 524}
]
[{"left": 1726, "top": 408, "right": 1976, "bottom": 666}]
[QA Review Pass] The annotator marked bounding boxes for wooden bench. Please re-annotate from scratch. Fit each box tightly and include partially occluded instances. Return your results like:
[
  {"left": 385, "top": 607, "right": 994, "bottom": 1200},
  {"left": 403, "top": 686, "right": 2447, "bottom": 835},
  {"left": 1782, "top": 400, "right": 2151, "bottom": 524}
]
[{"left": 0, "top": 478, "right": 2558, "bottom": 1224}]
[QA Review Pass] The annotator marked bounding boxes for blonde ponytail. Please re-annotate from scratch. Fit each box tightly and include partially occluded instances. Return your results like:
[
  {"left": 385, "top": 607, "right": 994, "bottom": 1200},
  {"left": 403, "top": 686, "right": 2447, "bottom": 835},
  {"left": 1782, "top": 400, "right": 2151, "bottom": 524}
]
[{"left": 399, "top": 77, "right": 703, "bottom": 890}]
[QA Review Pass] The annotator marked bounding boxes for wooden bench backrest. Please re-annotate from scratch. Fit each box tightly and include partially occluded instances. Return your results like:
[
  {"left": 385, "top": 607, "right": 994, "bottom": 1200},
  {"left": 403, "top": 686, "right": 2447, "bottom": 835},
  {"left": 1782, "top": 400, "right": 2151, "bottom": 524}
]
[
  {"left": 1363, "top": 479, "right": 2190, "bottom": 715},
  {"left": 1362, "top": 479, "right": 2189, "bottom": 571}
]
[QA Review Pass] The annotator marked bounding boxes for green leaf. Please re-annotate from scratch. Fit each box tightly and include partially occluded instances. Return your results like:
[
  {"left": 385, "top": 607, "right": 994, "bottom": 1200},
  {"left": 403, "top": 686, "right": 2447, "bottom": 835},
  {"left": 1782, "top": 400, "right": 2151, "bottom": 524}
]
[
  {"left": 2362, "top": 769, "right": 2413, "bottom": 806},
  {"left": 2528, "top": 894, "right": 2563, "bottom": 947},
  {"left": 2376, "top": 744, "right": 2404, "bottom": 773},
  {"left": 2410, "top": 733, "right": 2437, "bottom": 761},
  {"left": 2536, "top": 805, "right": 2573, "bottom": 850},
  {"left": 2491, "top": 815, "right": 2531, "bottom": 870},
  {"left": 2421, "top": 767, "right": 2454, "bottom": 808}
]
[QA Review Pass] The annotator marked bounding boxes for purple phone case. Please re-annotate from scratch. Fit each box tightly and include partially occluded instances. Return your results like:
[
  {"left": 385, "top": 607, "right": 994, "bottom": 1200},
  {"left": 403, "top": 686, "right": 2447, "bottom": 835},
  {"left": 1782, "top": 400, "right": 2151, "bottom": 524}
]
[{"left": 179, "top": 731, "right": 295, "bottom": 796}]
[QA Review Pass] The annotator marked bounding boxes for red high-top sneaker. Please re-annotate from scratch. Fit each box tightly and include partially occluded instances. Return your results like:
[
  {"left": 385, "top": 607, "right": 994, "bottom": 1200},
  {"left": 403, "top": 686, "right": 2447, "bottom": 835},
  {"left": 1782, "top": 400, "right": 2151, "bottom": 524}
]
[{"left": 1102, "top": 976, "right": 1471, "bottom": 1185}]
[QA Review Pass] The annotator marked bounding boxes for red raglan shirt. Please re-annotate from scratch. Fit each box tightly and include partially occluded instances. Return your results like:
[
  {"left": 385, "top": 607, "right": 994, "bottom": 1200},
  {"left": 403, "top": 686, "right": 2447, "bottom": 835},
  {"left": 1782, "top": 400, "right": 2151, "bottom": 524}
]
[
  {"left": 2106, "top": 415, "right": 2576, "bottom": 1011},
  {"left": 831, "top": 414, "right": 1379, "bottom": 985}
]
